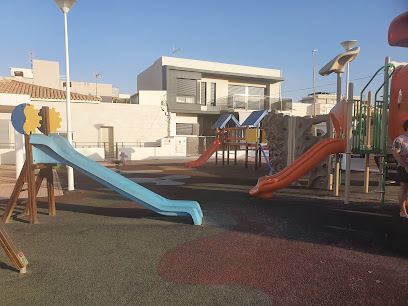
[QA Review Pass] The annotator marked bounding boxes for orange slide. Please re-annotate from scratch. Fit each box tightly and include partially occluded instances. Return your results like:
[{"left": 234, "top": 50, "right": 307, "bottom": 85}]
[
  {"left": 186, "top": 140, "right": 222, "bottom": 168},
  {"left": 250, "top": 138, "right": 346, "bottom": 199}
]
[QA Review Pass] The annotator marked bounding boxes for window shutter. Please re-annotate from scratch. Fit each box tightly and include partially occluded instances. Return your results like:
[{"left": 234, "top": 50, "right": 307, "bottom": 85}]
[
  {"left": 177, "top": 78, "right": 196, "bottom": 96},
  {"left": 176, "top": 123, "right": 194, "bottom": 135}
]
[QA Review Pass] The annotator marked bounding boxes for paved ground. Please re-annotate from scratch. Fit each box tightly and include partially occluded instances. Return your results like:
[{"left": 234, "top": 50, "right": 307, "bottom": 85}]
[
  {"left": 1, "top": 158, "right": 408, "bottom": 305},
  {"left": 0, "top": 165, "right": 63, "bottom": 200}
]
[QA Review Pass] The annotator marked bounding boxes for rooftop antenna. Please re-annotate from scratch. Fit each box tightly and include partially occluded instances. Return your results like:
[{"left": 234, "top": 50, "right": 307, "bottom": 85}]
[
  {"left": 173, "top": 44, "right": 182, "bottom": 57},
  {"left": 94, "top": 72, "right": 103, "bottom": 97},
  {"left": 29, "top": 50, "right": 35, "bottom": 69}
]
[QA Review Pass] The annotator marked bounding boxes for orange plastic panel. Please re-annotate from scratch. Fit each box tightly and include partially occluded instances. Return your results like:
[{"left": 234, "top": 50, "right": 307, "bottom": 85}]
[{"left": 388, "top": 11, "right": 408, "bottom": 47}]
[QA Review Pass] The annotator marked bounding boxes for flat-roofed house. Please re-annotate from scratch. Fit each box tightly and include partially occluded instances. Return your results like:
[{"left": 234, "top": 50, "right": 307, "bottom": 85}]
[{"left": 137, "top": 57, "right": 285, "bottom": 137}]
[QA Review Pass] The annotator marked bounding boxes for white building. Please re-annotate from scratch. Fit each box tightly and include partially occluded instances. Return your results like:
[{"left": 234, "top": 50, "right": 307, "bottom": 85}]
[{"left": 0, "top": 56, "right": 289, "bottom": 162}]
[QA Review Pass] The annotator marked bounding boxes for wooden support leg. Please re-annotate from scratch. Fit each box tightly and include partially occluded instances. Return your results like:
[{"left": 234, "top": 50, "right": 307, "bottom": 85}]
[
  {"left": 227, "top": 145, "right": 230, "bottom": 165},
  {"left": 0, "top": 221, "right": 28, "bottom": 272},
  {"left": 25, "top": 135, "right": 37, "bottom": 224},
  {"left": 255, "top": 147, "right": 258, "bottom": 170},
  {"left": 2, "top": 162, "right": 27, "bottom": 223},
  {"left": 46, "top": 167, "right": 56, "bottom": 216},
  {"left": 222, "top": 144, "right": 225, "bottom": 166},
  {"left": 245, "top": 144, "right": 248, "bottom": 168},
  {"left": 22, "top": 170, "right": 45, "bottom": 217},
  {"left": 35, "top": 171, "right": 45, "bottom": 196}
]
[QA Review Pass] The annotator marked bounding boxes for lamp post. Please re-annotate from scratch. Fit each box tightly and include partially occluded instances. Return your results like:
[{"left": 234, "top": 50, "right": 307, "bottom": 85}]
[
  {"left": 312, "top": 49, "right": 318, "bottom": 136},
  {"left": 54, "top": 0, "right": 77, "bottom": 191},
  {"left": 341, "top": 40, "right": 357, "bottom": 98},
  {"left": 312, "top": 49, "right": 318, "bottom": 117}
]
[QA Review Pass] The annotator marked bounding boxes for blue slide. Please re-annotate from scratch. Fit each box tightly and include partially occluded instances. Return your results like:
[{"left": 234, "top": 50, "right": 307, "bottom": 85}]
[{"left": 29, "top": 134, "right": 203, "bottom": 225}]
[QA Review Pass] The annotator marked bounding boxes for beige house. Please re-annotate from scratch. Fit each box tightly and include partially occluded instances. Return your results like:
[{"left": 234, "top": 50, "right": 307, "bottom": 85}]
[{"left": 6, "top": 59, "right": 129, "bottom": 103}]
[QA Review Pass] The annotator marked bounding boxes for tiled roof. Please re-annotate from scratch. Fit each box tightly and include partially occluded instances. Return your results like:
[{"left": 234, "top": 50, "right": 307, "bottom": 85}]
[{"left": 0, "top": 80, "right": 101, "bottom": 102}]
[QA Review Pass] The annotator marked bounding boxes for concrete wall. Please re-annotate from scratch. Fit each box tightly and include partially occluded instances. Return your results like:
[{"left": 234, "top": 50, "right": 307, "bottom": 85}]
[
  {"left": 0, "top": 93, "right": 31, "bottom": 107},
  {"left": 267, "top": 82, "right": 281, "bottom": 99},
  {"left": 284, "top": 102, "right": 335, "bottom": 117},
  {"left": 138, "top": 90, "right": 167, "bottom": 106},
  {"left": 119, "top": 136, "right": 187, "bottom": 160},
  {"left": 10, "top": 67, "right": 33, "bottom": 78},
  {"left": 137, "top": 58, "right": 164, "bottom": 91},
  {"left": 32, "top": 59, "right": 60, "bottom": 89},
  {"left": 30, "top": 100, "right": 168, "bottom": 144},
  {"left": 68, "top": 81, "right": 113, "bottom": 102},
  {"left": 0, "top": 149, "right": 15, "bottom": 165},
  {"left": 75, "top": 148, "right": 105, "bottom": 161}
]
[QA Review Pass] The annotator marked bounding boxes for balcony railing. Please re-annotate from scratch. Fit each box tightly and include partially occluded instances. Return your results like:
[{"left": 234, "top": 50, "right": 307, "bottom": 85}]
[{"left": 215, "top": 95, "right": 293, "bottom": 111}]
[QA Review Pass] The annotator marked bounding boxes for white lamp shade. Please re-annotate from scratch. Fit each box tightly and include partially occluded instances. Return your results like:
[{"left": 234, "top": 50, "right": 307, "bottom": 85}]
[
  {"left": 54, "top": 0, "right": 77, "bottom": 13},
  {"left": 341, "top": 40, "right": 357, "bottom": 51}
]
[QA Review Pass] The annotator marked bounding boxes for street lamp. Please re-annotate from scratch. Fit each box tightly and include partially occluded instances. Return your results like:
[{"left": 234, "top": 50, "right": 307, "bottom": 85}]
[
  {"left": 341, "top": 40, "right": 357, "bottom": 98},
  {"left": 54, "top": 0, "right": 77, "bottom": 191},
  {"left": 312, "top": 49, "right": 318, "bottom": 118}
]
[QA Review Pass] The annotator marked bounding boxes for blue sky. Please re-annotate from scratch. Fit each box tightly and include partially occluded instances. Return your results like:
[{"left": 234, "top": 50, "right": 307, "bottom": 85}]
[{"left": 0, "top": 0, "right": 407, "bottom": 102}]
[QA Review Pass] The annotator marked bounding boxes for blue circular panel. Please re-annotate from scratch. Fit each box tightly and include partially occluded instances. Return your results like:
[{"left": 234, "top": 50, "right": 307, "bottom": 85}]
[{"left": 11, "top": 103, "right": 28, "bottom": 135}]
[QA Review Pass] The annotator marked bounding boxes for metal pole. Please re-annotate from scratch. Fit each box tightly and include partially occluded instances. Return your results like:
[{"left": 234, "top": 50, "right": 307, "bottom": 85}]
[
  {"left": 345, "top": 62, "right": 350, "bottom": 98},
  {"left": 380, "top": 57, "right": 391, "bottom": 204},
  {"left": 364, "top": 91, "right": 373, "bottom": 194},
  {"left": 334, "top": 72, "right": 342, "bottom": 196},
  {"left": 344, "top": 83, "right": 354, "bottom": 204},
  {"left": 64, "top": 11, "right": 74, "bottom": 191},
  {"left": 313, "top": 50, "right": 317, "bottom": 136},
  {"left": 313, "top": 50, "right": 317, "bottom": 118}
]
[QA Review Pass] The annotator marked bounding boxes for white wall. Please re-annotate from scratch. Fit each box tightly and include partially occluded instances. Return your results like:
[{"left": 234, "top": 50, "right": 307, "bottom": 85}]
[
  {"left": 32, "top": 59, "right": 60, "bottom": 89},
  {"left": 30, "top": 100, "right": 168, "bottom": 144},
  {"left": 169, "top": 114, "right": 198, "bottom": 137},
  {"left": 161, "top": 56, "right": 282, "bottom": 78},
  {"left": 119, "top": 136, "right": 187, "bottom": 160},
  {"left": 283, "top": 102, "right": 335, "bottom": 117},
  {"left": 68, "top": 81, "right": 112, "bottom": 101},
  {"left": 0, "top": 93, "right": 31, "bottom": 107},
  {"left": 138, "top": 90, "right": 167, "bottom": 105},
  {"left": 0, "top": 149, "right": 15, "bottom": 165}
]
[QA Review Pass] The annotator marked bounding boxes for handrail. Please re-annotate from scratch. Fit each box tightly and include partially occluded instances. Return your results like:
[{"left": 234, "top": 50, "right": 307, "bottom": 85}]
[{"left": 355, "top": 63, "right": 395, "bottom": 151}]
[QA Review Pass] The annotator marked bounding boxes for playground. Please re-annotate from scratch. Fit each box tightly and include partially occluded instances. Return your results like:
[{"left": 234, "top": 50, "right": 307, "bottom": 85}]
[
  {"left": 1, "top": 9, "right": 408, "bottom": 306},
  {"left": 1, "top": 160, "right": 408, "bottom": 305}
]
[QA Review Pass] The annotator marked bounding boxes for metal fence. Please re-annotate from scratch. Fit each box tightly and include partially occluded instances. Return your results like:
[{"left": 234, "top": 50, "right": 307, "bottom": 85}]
[
  {"left": 186, "top": 136, "right": 216, "bottom": 156},
  {"left": 72, "top": 141, "right": 161, "bottom": 159}
]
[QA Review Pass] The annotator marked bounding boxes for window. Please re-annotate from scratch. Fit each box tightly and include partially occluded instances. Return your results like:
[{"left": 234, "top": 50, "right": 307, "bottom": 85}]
[
  {"left": 201, "top": 82, "right": 207, "bottom": 105},
  {"left": 247, "top": 86, "right": 265, "bottom": 96},
  {"left": 211, "top": 83, "right": 216, "bottom": 106},
  {"left": 228, "top": 85, "right": 246, "bottom": 96},
  {"left": 176, "top": 123, "right": 194, "bottom": 135},
  {"left": 176, "top": 78, "right": 196, "bottom": 104}
]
